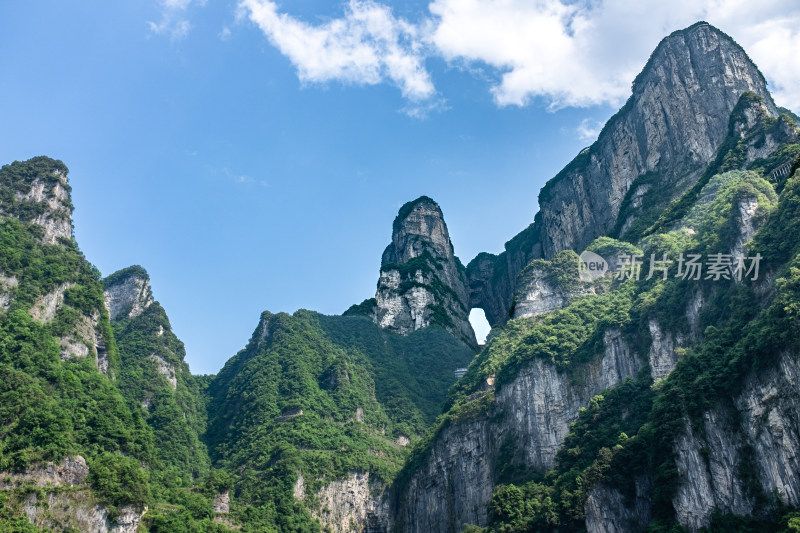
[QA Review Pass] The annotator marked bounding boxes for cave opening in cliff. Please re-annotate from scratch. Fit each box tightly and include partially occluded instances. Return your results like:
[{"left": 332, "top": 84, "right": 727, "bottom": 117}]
[{"left": 469, "top": 308, "right": 491, "bottom": 346}]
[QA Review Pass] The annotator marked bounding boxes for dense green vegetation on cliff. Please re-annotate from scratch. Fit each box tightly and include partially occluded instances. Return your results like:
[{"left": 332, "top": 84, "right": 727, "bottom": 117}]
[
  {"left": 204, "top": 310, "right": 474, "bottom": 531},
  {"left": 0, "top": 160, "right": 230, "bottom": 532},
  {"left": 449, "top": 123, "right": 800, "bottom": 531},
  {"left": 0, "top": 161, "right": 155, "bottom": 519},
  {"left": 109, "top": 291, "right": 210, "bottom": 486}
]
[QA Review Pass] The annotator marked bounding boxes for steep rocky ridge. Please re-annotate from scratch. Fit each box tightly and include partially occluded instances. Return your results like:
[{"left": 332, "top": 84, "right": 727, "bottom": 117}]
[
  {"left": 105, "top": 265, "right": 210, "bottom": 484},
  {"left": 395, "top": 24, "right": 800, "bottom": 533},
  {"left": 0, "top": 158, "right": 230, "bottom": 531},
  {"left": 0, "top": 156, "right": 73, "bottom": 245},
  {"left": 540, "top": 22, "right": 775, "bottom": 252},
  {"left": 396, "top": 325, "right": 645, "bottom": 532},
  {"left": 368, "top": 196, "right": 477, "bottom": 348},
  {"left": 0, "top": 157, "right": 159, "bottom": 531},
  {"left": 468, "top": 22, "right": 779, "bottom": 327}
]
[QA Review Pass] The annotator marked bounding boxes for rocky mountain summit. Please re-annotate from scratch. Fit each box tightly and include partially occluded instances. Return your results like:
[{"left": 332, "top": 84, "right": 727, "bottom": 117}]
[
  {"left": 369, "top": 196, "right": 477, "bottom": 348},
  {"left": 103, "top": 265, "right": 153, "bottom": 321},
  {"left": 0, "top": 156, "right": 73, "bottom": 245},
  {"left": 394, "top": 21, "right": 800, "bottom": 533},
  {"left": 467, "top": 22, "right": 781, "bottom": 327},
  {"left": 4, "top": 19, "right": 800, "bottom": 533}
]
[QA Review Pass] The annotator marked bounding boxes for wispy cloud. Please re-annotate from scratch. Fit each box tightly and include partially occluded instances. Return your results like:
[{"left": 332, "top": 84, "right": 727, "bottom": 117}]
[
  {"left": 149, "top": 0, "right": 203, "bottom": 40},
  {"left": 222, "top": 167, "right": 268, "bottom": 187},
  {"left": 237, "top": 0, "right": 800, "bottom": 112},
  {"left": 239, "top": 0, "right": 435, "bottom": 102},
  {"left": 576, "top": 118, "right": 604, "bottom": 142}
]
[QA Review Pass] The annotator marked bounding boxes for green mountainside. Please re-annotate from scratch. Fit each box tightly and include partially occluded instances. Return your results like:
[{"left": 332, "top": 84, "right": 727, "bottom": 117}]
[
  {"left": 204, "top": 310, "right": 474, "bottom": 531},
  {"left": 4, "top": 22, "right": 800, "bottom": 533},
  {"left": 410, "top": 98, "right": 800, "bottom": 531}
]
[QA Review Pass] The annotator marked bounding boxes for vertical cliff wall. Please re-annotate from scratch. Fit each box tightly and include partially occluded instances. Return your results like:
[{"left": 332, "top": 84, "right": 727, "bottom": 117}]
[
  {"left": 371, "top": 196, "right": 477, "bottom": 348},
  {"left": 468, "top": 22, "right": 778, "bottom": 327}
]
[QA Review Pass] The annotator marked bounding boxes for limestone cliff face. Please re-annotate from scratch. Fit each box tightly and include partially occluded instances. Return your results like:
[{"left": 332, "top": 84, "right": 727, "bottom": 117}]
[
  {"left": 468, "top": 23, "right": 776, "bottom": 326},
  {"left": 23, "top": 491, "right": 144, "bottom": 533},
  {"left": 1, "top": 457, "right": 144, "bottom": 532},
  {"left": 593, "top": 349, "right": 800, "bottom": 532},
  {"left": 0, "top": 156, "right": 73, "bottom": 244},
  {"left": 103, "top": 265, "right": 153, "bottom": 321},
  {"left": 398, "top": 329, "right": 643, "bottom": 531},
  {"left": 671, "top": 350, "right": 800, "bottom": 530},
  {"left": 311, "top": 472, "right": 392, "bottom": 533},
  {"left": 585, "top": 477, "right": 652, "bottom": 533},
  {"left": 538, "top": 22, "right": 775, "bottom": 255},
  {"left": 372, "top": 196, "right": 477, "bottom": 347}
]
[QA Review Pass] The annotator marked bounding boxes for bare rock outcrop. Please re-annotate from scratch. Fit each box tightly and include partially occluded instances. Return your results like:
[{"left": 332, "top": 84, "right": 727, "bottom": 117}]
[
  {"left": 399, "top": 328, "right": 643, "bottom": 531},
  {"left": 372, "top": 196, "right": 476, "bottom": 348},
  {"left": 467, "top": 22, "right": 778, "bottom": 327},
  {"left": 103, "top": 266, "right": 153, "bottom": 321}
]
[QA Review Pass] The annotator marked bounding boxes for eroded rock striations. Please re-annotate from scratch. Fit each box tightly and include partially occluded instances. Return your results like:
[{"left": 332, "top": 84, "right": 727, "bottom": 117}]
[
  {"left": 398, "top": 329, "right": 643, "bottom": 532},
  {"left": 371, "top": 196, "right": 477, "bottom": 348},
  {"left": 468, "top": 22, "right": 777, "bottom": 326},
  {"left": 103, "top": 265, "right": 153, "bottom": 321}
]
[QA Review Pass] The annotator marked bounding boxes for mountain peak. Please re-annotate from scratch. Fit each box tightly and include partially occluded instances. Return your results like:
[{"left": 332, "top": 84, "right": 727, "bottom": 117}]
[
  {"left": 103, "top": 265, "right": 154, "bottom": 321},
  {"left": 535, "top": 20, "right": 776, "bottom": 256},
  {"left": 631, "top": 21, "right": 774, "bottom": 113},
  {"left": 384, "top": 195, "right": 454, "bottom": 266},
  {"left": 0, "top": 156, "right": 73, "bottom": 244},
  {"left": 468, "top": 22, "right": 781, "bottom": 327},
  {"left": 373, "top": 196, "right": 476, "bottom": 348}
]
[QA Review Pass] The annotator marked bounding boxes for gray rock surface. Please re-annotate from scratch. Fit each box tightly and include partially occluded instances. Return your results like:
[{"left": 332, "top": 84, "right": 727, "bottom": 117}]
[
  {"left": 585, "top": 477, "right": 652, "bottom": 533},
  {"left": 373, "top": 196, "right": 476, "bottom": 347},
  {"left": 672, "top": 350, "right": 800, "bottom": 530},
  {"left": 313, "top": 472, "right": 392, "bottom": 533},
  {"left": 213, "top": 491, "right": 231, "bottom": 513},
  {"left": 399, "top": 329, "right": 642, "bottom": 531},
  {"left": 594, "top": 350, "right": 800, "bottom": 532},
  {"left": 538, "top": 23, "right": 775, "bottom": 256},
  {"left": 23, "top": 491, "right": 144, "bottom": 533},
  {"left": 467, "top": 23, "right": 776, "bottom": 326},
  {"left": 0, "top": 456, "right": 89, "bottom": 489},
  {"left": 104, "top": 269, "right": 153, "bottom": 321},
  {"left": 7, "top": 166, "right": 73, "bottom": 244},
  {"left": 648, "top": 319, "right": 684, "bottom": 380}
]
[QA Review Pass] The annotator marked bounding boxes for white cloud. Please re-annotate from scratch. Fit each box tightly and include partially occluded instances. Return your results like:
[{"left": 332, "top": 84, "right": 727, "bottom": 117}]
[
  {"left": 149, "top": 0, "right": 203, "bottom": 40},
  {"left": 428, "top": 0, "right": 800, "bottom": 110},
  {"left": 577, "top": 118, "right": 604, "bottom": 143},
  {"left": 239, "top": 0, "right": 800, "bottom": 113},
  {"left": 239, "top": 0, "right": 435, "bottom": 101}
]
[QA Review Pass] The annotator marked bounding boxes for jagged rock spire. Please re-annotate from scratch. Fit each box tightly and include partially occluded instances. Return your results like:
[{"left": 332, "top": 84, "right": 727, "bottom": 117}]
[{"left": 372, "top": 196, "right": 477, "bottom": 348}]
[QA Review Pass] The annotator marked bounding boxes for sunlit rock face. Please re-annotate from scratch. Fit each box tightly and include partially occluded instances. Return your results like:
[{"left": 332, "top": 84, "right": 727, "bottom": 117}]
[
  {"left": 468, "top": 22, "right": 777, "bottom": 327},
  {"left": 373, "top": 196, "right": 477, "bottom": 348}
]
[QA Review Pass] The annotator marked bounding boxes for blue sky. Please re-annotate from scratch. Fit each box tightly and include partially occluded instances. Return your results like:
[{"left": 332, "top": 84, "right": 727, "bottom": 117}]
[{"left": 2, "top": 1, "right": 799, "bottom": 374}]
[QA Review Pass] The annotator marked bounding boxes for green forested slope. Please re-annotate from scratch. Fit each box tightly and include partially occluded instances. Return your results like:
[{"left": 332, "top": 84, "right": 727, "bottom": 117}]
[
  {"left": 0, "top": 159, "right": 229, "bottom": 532},
  {"left": 205, "top": 310, "right": 475, "bottom": 532},
  {"left": 444, "top": 105, "right": 800, "bottom": 532},
  {"left": 0, "top": 159, "right": 155, "bottom": 524}
]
